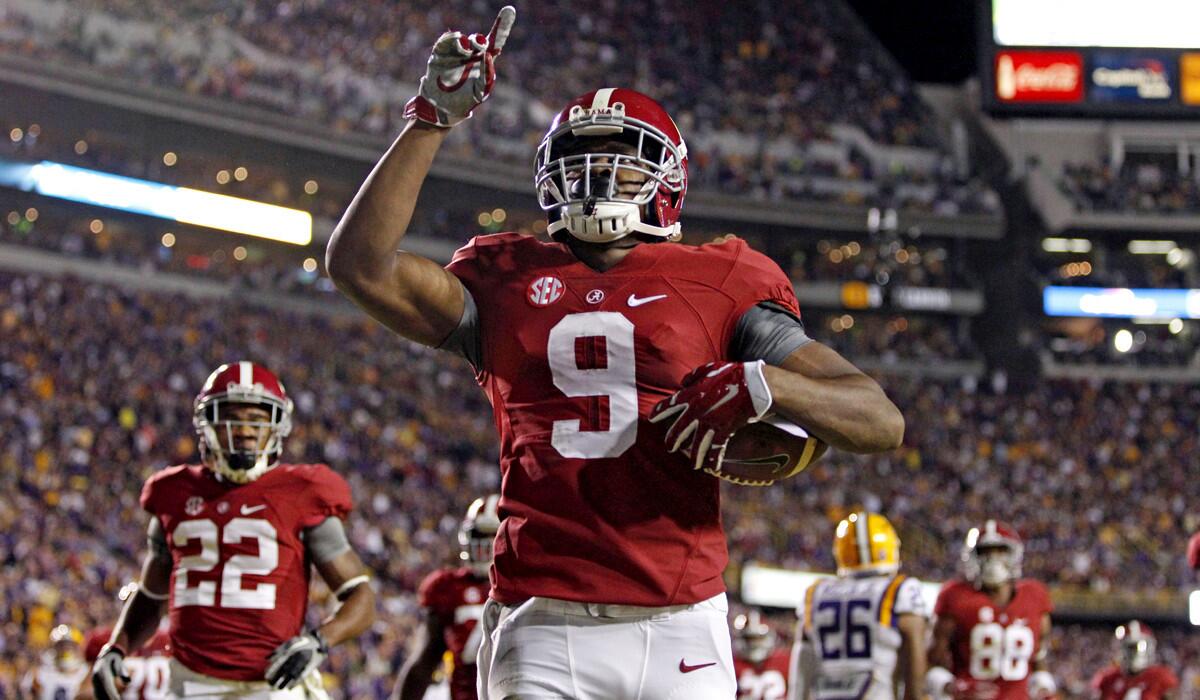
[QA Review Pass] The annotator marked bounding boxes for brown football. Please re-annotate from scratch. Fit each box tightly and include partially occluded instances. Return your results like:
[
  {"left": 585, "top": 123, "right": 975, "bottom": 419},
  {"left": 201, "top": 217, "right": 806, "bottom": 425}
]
[{"left": 705, "top": 416, "right": 828, "bottom": 486}]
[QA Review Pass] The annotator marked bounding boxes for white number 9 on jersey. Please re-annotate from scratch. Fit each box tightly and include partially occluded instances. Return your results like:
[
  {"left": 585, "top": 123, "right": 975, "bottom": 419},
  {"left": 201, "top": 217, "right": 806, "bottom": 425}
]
[{"left": 547, "top": 312, "right": 639, "bottom": 459}]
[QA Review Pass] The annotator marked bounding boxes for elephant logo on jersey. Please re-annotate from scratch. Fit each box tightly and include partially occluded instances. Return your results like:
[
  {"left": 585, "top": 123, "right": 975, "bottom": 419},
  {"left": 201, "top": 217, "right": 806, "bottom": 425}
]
[
  {"left": 528, "top": 276, "right": 564, "bottom": 307},
  {"left": 185, "top": 496, "right": 205, "bottom": 516}
]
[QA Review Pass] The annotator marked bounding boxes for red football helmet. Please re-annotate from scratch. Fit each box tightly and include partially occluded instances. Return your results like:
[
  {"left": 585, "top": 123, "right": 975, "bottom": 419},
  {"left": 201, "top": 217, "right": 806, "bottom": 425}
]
[
  {"left": 535, "top": 87, "right": 688, "bottom": 243},
  {"left": 732, "top": 610, "right": 776, "bottom": 664},
  {"left": 961, "top": 520, "right": 1023, "bottom": 589},
  {"left": 458, "top": 494, "right": 500, "bottom": 576},
  {"left": 193, "top": 361, "right": 293, "bottom": 484},
  {"left": 1115, "top": 620, "right": 1156, "bottom": 674}
]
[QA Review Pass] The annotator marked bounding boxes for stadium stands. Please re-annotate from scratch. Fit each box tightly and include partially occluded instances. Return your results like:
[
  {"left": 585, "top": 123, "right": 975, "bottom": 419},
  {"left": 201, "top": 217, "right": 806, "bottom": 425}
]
[
  {"left": 0, "top": 254, "right": 1196, "bottom": 696},
  {"left": 0, "top": 0, "right": 1000, "bottom": 215}
]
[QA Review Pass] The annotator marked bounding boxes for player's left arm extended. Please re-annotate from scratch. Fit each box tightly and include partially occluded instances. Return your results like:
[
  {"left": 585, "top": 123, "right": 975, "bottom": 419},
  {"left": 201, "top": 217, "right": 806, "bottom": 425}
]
[
  {"left": 763, "top": 341, "right": 904, "bottom": 453},
  {"left": 265, "top": 521, "right": 375, "bottom": 690},
  {"left": 313, "top": 549, "right": 376, "bottom": 646}
]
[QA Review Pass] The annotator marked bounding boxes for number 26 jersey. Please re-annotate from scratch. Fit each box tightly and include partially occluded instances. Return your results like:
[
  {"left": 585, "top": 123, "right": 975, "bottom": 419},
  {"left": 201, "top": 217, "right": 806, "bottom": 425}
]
[
  {"left": 800, "top": 574, "right": 927, "bottom": 700},
  {"left": 446, "top": 233, "right": 801, "bottom": 607}
]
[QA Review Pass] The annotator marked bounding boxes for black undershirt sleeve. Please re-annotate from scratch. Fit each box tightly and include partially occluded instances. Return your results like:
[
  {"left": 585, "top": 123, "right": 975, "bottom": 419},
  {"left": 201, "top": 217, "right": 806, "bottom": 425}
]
[
  {"left": 437, "top": 284, "right": 482, "bottom": 370},
  {"left": 730, "top": 302, "right": 813, "bottom": 365}
]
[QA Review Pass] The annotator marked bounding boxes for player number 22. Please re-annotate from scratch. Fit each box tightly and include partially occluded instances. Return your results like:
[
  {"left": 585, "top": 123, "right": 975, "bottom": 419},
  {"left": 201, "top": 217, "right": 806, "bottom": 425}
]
[
  {"left": 173, "top": 518, "right": 279, "bottom": 609},
  {"left": 547, "top": 312, "right": 638, "bottom": 459}
]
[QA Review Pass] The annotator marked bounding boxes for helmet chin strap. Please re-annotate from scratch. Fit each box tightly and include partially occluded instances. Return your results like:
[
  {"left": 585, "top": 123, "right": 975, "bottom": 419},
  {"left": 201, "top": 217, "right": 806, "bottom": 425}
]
[{"left": 546, "top": 200, "right": 681, "bottom": 243}]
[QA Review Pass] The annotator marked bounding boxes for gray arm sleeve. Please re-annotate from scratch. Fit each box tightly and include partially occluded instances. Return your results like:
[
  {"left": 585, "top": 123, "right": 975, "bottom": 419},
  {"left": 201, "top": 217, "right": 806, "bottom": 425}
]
[
  {"left": 730, "top": 302, "right": 813, "bottom": 365},
  {"left": 147, "top": 518, "right": 170, "bottom": 560},
  {"left": 437, "top": 284, "right": 482, "bottom": 370},
  {"left": 302, "top": 516, "right": 351, "bottom": 564}
]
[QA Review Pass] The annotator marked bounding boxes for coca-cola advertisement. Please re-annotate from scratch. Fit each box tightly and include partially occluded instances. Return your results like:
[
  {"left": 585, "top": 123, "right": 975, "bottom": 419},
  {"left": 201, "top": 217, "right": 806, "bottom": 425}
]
[{"left": 994, "top": 51, "right": 1084, "bottom": 103}]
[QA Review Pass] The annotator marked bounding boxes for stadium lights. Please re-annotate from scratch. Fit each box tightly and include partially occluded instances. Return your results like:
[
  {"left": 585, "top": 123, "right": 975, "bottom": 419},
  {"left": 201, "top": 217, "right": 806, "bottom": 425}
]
[
  {"left": 740, "top": 562, "right": 942, "bottom": 613},
  {"left": 0, "top": 159, "right": 312, "bottom": 245},
  {"left": 1042, "top": 237, "right": 1092, "bottom": 253},
  {"left": 1114, "top": 329, "right": 1134, "bottom": 353},
  {"left": 1128, "top": 240, "right": 1178, "bottom": 254}
]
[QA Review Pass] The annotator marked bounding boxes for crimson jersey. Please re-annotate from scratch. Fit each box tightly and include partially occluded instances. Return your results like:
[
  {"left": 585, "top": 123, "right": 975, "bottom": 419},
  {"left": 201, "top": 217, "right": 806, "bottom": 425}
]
[
  {"left": 84, "top": 627, "right": 171, "bottom": 700},
  {"left": 934, "top": 579, "right": 1053, "bottom": 700},
  {"left": 418, "top": 567, "right": 490, "bottom": 700},
  {"left": 446, "top": 234, "right": 800, "bottom": 606},
  {"left": 734, "top": 650, "right": 791, "bottom": 700},
  {"left": 140, "top": 463, "right": 352, "bottom": 680},
  {"left": 1092, "top": 665, "right": 1179, "bottom": 700}
]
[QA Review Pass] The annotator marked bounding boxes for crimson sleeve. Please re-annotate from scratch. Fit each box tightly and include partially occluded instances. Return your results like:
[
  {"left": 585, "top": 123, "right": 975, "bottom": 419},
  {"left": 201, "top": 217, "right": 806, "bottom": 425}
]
[
  {"left": 84, "top": 628, "right": 112, "bottom": 663},
  {"left": 417, "top": 570, "right": 448, "bottom": 612},
  {"left": 933, "top": 582, "right": 954, "bottom": 617},
  {"left": 139, "top": 474, "right": 160, "bottom": 515},
  {"left": 717, "top": 242, "right": 801, "bottom": 356},
  {"left": 301, "top": 466, "right": 352, "bottom": 529}
]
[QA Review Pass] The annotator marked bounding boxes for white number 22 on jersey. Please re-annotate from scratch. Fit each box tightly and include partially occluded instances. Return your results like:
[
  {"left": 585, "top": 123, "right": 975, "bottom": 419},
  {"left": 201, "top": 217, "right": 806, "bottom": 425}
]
[
  {"left": 547, "top": 312, "right": 639, "bottom": 459},
  {"left": 173, "top": 518, "right": 279, "bottom": 609}
]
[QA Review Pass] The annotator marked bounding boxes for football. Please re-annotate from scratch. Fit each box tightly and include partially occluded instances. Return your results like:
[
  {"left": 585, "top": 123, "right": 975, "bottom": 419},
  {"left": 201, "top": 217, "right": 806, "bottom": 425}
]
[{"left": 705, "top": 415, "right": 828, "bottom": 487}]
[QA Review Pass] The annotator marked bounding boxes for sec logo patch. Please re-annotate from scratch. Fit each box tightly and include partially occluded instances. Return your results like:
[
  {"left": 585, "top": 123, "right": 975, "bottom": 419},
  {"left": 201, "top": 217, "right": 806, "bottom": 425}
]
[{"left": 528, "top": 276, "right": 564, "bottom": 307}]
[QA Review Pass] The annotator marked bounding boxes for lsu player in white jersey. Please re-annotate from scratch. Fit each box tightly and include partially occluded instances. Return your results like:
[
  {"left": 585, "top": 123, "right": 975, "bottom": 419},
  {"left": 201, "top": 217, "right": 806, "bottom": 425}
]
[{"left": 790, "top": 512, "right": 927, "bottom": 700}]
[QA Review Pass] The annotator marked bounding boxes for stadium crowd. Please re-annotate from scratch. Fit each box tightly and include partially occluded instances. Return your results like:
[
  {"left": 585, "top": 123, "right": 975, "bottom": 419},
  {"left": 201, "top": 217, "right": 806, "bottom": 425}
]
[
  {"left": 1060, "top": 161, "right": 1200, "bottom": 215},
  {"left": 0, "top": 263, "right": 1198, "bottom": 696},
  {"left": 0, "top": 0, "right": 1000, "bottom": 215}
]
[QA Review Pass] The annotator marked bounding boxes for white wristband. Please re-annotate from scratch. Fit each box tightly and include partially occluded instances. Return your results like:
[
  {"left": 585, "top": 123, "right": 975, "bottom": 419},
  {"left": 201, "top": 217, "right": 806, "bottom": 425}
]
[
  {"left": 1030, "top": 671, "right": 1056, "bottom": 697},
  {"left": 744, "top": 360, "right": 773, "bottom": 417},
  {"left": 926, "top": 667, "right": 955, "bottom": 700}
]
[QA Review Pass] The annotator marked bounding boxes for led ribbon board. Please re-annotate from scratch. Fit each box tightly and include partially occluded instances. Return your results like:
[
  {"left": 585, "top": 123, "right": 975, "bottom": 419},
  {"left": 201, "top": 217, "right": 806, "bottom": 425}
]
[
  {"left": 1044, "top": 286, "right": 1200, "bottom": 319},
  {"left": 0, "top": 160, "right": 312, "bottom": 245}
]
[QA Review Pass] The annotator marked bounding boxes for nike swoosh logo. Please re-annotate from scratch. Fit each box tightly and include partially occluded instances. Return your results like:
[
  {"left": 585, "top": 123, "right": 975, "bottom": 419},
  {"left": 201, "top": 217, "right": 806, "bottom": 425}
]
[
  {"left": 627, "top": 293, "right": 667, "bottom": 307},
  {"left": 679, "top": 659, "right": 717, "bottom": 673},
  {"left": 241, "top": 504, "right": 267, "bottom": 515}
]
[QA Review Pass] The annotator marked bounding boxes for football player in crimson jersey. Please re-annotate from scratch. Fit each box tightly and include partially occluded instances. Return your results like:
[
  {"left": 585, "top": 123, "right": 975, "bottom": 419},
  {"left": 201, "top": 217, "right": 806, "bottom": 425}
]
[
  {"left": 90, "top": 362, "right": 375, "bottom": 700},
  {"left": 1091, "top": 621, "right": 1178, "bottom": 700},
  {"left": 734, "top": 611, "right": 791, "bottom": 700},
  {"left": 326, "top": 7, "right": 903, "bottom": 699},
  {"left": 927, "top": 521, "right": 1055, "bottom": 700},
  {"left": 81, "top": 619, "right": 171, "bottom": 700},
  {"left": 396, "top": 495, "right": 499, "bottom": 700}
]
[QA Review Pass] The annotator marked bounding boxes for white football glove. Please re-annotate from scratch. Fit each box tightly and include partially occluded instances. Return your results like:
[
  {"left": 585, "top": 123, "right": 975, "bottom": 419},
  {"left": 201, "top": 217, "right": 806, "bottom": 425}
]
[
  {"left": 264, "top": 630, "right": 328, "bottom": 690},
  {"left": 404, "top": 6, "right": 516, "bottom": 128},
  {"left": 91, "top": 645, "right": 130, "bottom": 700}
]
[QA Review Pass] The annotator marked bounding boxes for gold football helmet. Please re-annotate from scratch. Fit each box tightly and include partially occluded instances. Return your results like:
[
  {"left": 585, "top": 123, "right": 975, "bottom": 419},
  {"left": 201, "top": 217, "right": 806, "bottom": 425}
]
[{"left": 833, "top": 511, "right": 900, "bottom": 576}]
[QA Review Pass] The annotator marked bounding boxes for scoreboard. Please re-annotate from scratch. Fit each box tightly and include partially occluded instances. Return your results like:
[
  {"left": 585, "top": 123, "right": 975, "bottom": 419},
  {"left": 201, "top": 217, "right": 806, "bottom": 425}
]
[{"left": 979, "top": 0, "right": 1200, "bottom": 117}]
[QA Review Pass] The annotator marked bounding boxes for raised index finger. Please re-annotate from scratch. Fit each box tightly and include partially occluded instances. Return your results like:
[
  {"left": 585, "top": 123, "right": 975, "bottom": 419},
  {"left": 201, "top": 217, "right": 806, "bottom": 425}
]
[{"left": 487, "top": 5, "right": 516, "bottom": 55}]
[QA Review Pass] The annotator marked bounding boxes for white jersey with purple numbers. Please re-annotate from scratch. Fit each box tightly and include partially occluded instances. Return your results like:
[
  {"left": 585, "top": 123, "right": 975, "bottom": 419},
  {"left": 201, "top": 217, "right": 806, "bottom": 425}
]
[{"left": 798, "top": 574, "right": 925, "bottom": 700}]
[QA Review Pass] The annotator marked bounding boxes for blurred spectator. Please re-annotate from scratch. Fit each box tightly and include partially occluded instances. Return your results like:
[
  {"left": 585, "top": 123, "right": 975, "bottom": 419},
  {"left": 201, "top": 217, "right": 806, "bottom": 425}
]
[
  {"left": 0, "top": 0, "right": 1000, "bottom": 216},
  {"left": 1061, "top": 161, "right": 1200, "bottom": 215}
]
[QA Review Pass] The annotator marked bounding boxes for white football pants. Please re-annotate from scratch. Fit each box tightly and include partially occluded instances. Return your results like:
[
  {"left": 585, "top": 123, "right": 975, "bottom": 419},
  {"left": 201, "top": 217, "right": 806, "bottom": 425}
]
[
  {"left": 476, "top": 593, "right": 736, "bottom": 699},
  {"left": 168, "top": 659, "right": 329, "bottom": 700}
]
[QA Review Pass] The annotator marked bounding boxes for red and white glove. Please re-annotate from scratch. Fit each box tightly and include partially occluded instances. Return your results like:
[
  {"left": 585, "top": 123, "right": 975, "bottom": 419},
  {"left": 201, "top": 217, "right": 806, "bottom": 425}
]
[
  {"left": 649, "top": 360, "right": 773, "bottom": 472},
  {"left": 404, "top": 6, "right": 516, "bottom": 128},
  {"left": 1188, "top": 531, "right": 1200, "bottom": 569}
]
